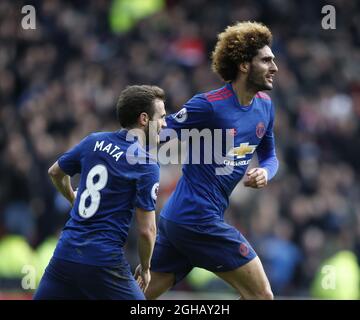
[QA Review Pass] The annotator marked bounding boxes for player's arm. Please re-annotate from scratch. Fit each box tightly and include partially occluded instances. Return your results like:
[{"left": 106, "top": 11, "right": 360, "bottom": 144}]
[
  {"left": 50, "top": 134, "right": 90, "bottom": 203},
  {"left": 133, "top": 162, "right": 160, "bottom": 292},
  {"left": 48, "top": 161, "right": 76, "bottom": 206},
  {"left": 244, "top": 104, "right": 279, "bottom": 189},
  {"left": 135, "top": 208, "right": 156, "bottom": 291},
  {"left": 244, "top": 143, "right": 278, "bottom": 188}
]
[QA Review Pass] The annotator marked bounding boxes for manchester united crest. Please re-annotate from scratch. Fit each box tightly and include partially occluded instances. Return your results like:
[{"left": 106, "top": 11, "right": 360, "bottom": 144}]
[{"left": 256, "top": 122, "right": 266, "bottom": 138}]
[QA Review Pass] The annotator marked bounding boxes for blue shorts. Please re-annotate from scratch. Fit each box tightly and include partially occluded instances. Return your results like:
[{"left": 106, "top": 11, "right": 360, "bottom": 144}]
[
  {"left": 33, "top": 257, "right": 145, "bottom": 300},
  {"left": 151, "top": 217, "right": 257, "bottom": 284}
]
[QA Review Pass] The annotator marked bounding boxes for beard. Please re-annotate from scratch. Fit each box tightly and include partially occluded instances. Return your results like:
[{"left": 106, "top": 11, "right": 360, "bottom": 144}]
[{"left": 247, "top": 65, "right": 273, "bottom": 92}]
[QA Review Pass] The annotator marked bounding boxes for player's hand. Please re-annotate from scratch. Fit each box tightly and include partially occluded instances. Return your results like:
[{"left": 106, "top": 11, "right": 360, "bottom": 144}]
[
  {"left": 243, "top": 168, "right": 268, "bottom": 189},
  {"left": 134, "top": 264, "right": 151, "bottom": 292}
]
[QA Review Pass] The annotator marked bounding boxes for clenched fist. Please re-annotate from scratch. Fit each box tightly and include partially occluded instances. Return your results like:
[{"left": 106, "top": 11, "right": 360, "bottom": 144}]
[{"left": 243, "top": 168, "right": 268, "bottom": 189}]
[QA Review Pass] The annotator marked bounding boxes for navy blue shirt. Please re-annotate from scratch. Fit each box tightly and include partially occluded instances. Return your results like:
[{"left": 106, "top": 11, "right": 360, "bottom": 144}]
[
  {"left": 53, "top": 130, "right": 159, "bottom": 266},
  {"left": 160, "top": 83, "right": 278, "bottom": 224}
]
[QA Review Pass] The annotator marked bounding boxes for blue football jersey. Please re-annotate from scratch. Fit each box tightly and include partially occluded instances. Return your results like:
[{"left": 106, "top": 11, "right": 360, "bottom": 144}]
[
  {"left": 53, "top": 130, "right": 160, "bottom": 266},
  {"left": 160, "top": 83, "right": 278, "bottom": 224}
]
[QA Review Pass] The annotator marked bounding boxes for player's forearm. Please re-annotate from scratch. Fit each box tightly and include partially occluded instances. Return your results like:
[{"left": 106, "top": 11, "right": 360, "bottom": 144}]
[
  {"left": 49, "top": 169, "right": 75, "bottom": 205},
  {"left": 137, "top": 227, "right": 156, "bottom": 270},
  {"left": 257, "top": 136, "right": 279, "bottom": 181},
  {"left": 259, "top": 155, "right": 278, "bottom": 181}
]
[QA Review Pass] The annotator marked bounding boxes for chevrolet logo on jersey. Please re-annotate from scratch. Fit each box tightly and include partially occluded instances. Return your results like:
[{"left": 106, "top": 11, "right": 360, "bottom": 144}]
[{"left": 228, "top": 142, "right": 256, "bottom": 159}]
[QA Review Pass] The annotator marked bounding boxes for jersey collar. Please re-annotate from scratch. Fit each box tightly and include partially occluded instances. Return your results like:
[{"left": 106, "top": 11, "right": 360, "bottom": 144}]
[{"left": 226, "top": 83, "right": 254, "bottom": 112}]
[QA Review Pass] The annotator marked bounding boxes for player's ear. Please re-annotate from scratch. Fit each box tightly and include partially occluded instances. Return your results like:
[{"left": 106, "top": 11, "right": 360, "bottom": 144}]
[
  {"left": 239, "top": 62, "right": 250, "bottom": 74},
  {"left": 138, "top": 112, "right": 149, "bottom": 127}
]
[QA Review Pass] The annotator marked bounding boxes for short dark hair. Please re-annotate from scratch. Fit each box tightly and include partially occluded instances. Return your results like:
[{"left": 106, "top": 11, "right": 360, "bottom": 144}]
[
  {"left": 211, "top": 21, "right": 272, "bottom": 82},
  {"left": 116, "top": 85, "right": 165, "bottom": 128}
]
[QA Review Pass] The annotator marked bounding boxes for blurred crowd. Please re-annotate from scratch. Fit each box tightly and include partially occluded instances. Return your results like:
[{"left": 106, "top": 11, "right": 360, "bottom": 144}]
[{"left": 1, "top": 0, "right": 360, "bottom": 298}]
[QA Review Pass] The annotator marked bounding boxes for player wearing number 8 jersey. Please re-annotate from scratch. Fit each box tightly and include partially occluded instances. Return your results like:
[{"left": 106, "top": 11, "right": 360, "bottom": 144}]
[{"left": 34, "top": 85, "right": 167, "bottom": 300}]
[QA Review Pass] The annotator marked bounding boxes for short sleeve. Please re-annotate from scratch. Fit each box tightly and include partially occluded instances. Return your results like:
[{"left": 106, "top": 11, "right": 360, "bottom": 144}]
[
  {"left": 135, "top": 163, "right": 160, "bottom": 211},
  {"left": 58, "top": 135, "right": 90, "bottom": 177},
  {"left": 160, "top": 94, "right": 213, "bottom": 142}
]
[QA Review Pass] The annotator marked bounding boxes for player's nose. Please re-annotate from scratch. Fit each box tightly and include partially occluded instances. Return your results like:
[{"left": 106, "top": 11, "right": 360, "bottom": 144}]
[{"left": 270, "top": 61, "right": 278, "bottom": 73}]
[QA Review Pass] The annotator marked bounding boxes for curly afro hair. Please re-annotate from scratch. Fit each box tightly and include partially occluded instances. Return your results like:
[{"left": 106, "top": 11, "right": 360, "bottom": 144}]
[{"left": 211, "top": 21, "right": 272, "bottom": 82}]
